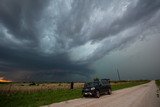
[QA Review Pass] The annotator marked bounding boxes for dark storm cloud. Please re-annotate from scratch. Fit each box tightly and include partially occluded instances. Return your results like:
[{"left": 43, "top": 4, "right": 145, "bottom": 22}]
[
  {"left": 0, "top": 0, "right": 160, "bottom": 81},
  {"left": 0, "top": 44, "right": 93, "bottom": 81},
  {"left": 90, "top": 0, "right": 160, "bottom": 41},
  {"left": 0, "top": 0, "right": 47, "bottom": 41}
]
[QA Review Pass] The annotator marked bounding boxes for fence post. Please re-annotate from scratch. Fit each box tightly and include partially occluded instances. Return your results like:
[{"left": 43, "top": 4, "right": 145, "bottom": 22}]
[{"left": 70, "top": 82, "right": 74, "bottom": 89}]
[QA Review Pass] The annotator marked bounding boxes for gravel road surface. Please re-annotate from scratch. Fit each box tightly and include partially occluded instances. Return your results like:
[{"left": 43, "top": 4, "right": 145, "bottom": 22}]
[{"left": 44, "top": 81, "right": 160, "bottom": 107}]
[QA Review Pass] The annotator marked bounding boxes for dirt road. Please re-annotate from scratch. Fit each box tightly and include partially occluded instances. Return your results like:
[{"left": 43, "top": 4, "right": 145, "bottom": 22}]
[{"left": 44, "top": 81, "right": 160, "bottom": 107}]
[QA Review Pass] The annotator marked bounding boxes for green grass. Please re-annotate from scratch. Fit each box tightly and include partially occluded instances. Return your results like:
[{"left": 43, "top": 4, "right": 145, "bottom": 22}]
[
  {"left": 0, "top": 89, "right": 82, "bottom": 107},
  {"left": 112, "top": 81, "right": 149, "bottom": 91},
  {"left": 0, "top": 81, "right": 149, "bottom": 107},
  {"left": 156, "top": 80, "right": 160, "bottom": 87}
]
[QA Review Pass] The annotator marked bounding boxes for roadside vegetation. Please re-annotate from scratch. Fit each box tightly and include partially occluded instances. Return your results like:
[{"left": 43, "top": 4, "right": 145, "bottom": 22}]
[
  {"left": 111, "top": 80, "right": 150, "bottom": 90},
  {"left": 155, "top": 80, "right": 160, "bottom": 88},
  {"left": 0, "top": 80, "right": 149, "bottom": 107},
  {"left": 0, "top": 89, "right": 82, "bottom": 107}
]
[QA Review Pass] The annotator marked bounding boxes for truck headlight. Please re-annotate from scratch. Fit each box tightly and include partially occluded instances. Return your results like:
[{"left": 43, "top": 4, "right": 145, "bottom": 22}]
[{"left": 91, "top": 87, "right": 95, "bottom": 90}]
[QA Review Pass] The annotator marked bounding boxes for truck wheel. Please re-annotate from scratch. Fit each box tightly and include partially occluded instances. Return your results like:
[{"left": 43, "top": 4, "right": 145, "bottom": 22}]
[
  {"left": 108, "top": 89, "right": 112, "bottom": 95},
  {"left": 95, "top": 91, "right": 100, "bottom": 98},
  {"left": 104, "top": 90, "right": 108, "bottom": 95}
]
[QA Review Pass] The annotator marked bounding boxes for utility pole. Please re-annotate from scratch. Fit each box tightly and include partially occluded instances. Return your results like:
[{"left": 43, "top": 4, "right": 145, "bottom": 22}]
[
  {"left": 114, "top": 64, "right": 121, "bottom": 81},
  {"left": 117, "top": 68, "right": 121, "bottom": 81}
]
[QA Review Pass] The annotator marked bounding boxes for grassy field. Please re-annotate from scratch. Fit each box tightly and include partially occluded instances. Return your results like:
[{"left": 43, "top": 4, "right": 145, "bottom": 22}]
[
  {"left": 111, "top": 80, "right": 150, "bottom": 90},
  {"left": 0, "top": 89, "right": 82, "bottom": 107},
  {"left": 156, "top": 80, "right": 160, "bottom": 88},
  {"left": 0, "top": 82, "right": 84, "bottom": 93},
  {"left": 0, "top": 80, "right": 149, "bottom": 107}
]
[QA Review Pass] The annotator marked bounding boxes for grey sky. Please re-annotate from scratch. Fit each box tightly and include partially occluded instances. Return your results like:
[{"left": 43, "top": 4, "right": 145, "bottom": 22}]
[{"left": 0, "top": 0, "right": 160, "bottom": 81}]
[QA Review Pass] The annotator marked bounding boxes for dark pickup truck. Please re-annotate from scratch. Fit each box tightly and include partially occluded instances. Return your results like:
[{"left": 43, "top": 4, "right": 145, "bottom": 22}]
[{"left": 82, "top": 79, "right": 112, "bottom": 98}]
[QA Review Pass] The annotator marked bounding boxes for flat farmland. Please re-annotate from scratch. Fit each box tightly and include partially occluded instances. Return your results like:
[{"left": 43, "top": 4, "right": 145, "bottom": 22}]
[
  {"left": 0, "top": 82, "right": 84, "bottom": 93},
  {"left": 0, "top": 80, "right": 148, "bottom": 93},
  {"left": 0, "top": 80, "right": 150, "bottom": 107}
]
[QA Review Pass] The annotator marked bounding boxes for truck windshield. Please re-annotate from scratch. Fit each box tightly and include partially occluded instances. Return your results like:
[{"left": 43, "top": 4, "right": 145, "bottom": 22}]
[{"left": 85, "top": 82, "right": 99, "bottom": 87}]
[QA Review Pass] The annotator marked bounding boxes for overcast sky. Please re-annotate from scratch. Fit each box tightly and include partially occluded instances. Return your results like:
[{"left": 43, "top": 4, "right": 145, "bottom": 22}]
[{"left": 0, "top": 0, "right": 160, "bottom": 82}]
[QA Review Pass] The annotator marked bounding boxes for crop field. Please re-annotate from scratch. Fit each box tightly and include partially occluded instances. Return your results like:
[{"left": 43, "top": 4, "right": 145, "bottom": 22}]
[
  {"left": 0, "top": 82, "right": 84, "bottom": 94},
  {"left": 0, "top": 80, "right": 149, "bottom": 107}
]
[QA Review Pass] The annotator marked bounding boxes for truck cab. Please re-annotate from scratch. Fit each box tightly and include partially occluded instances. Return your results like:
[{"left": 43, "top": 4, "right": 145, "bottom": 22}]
[{"left": 82, "top": 79, "right": 112, "bottom": 98}]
